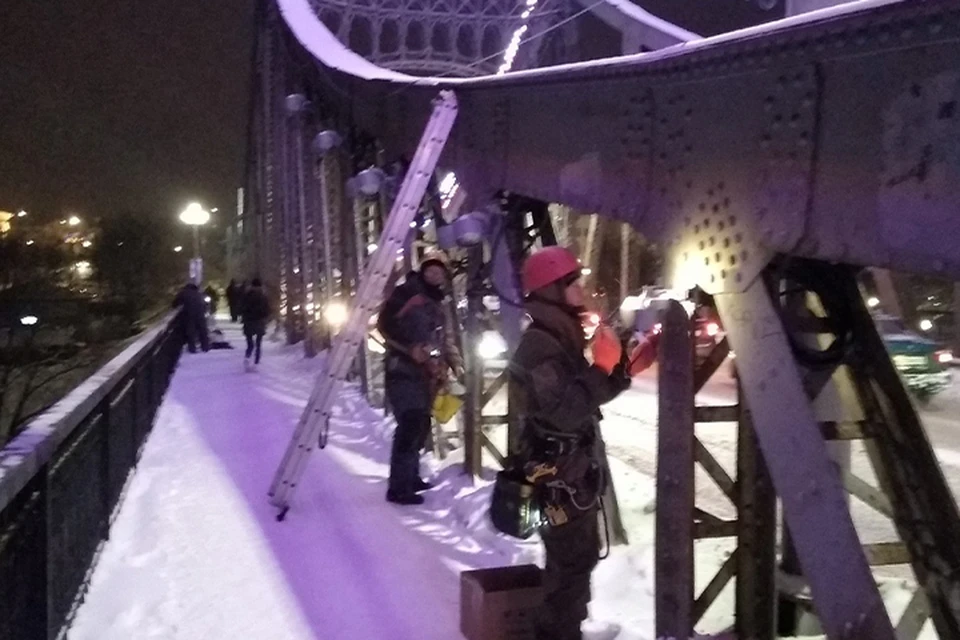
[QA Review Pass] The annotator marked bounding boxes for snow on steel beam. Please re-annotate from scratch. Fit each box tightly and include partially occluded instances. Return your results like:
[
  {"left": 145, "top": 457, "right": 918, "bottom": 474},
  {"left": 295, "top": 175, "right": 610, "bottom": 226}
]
[
  {"left": 568, "top": 0, "right": 701, "bottom": 52},
  {"left": 276, "top": 0, "right": 960, "bottom": 286}
]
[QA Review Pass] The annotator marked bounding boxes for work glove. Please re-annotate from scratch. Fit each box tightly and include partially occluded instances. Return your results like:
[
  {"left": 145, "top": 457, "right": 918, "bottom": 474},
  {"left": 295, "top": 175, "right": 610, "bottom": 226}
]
[
  {"left": 627, "top": 332, "right": 660, "bottom": 377},
  {"left": 591, "top": 325, "right": 623, "bottom": 375}
]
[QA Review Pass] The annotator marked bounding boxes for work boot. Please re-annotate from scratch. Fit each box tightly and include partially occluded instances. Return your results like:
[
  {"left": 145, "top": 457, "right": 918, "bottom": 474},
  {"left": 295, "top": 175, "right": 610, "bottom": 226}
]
[
  {"left": 412, "top": 478, "right": 433, "bottom": 493},
  {"left": 386, "top": 489, "right": 424, "bottom": 505}
]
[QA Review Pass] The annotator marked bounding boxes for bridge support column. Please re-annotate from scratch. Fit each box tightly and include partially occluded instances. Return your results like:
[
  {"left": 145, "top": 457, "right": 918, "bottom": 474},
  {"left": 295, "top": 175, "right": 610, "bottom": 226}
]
[{"left": 715, "top": 273, "right": 895, "bottom": 640}]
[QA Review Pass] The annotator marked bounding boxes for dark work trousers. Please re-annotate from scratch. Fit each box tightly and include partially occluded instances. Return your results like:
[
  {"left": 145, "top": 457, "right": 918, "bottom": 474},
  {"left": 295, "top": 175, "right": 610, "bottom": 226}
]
[
  {"left": 536, "top": 505, "right": 600, "bottom": 640},
  {"left": 185, "top": 319, "right": 210, "bottom": 353},
  {"left": 388, "top": 410, "right": 431, "bottom": 494},
  {"left": 245, "top": 332, "right": 264, "bottom": 363}
]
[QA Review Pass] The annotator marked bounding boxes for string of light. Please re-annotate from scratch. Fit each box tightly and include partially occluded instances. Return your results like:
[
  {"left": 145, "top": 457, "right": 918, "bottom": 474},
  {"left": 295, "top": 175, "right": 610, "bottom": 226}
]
[{"left": 497, "top": 0, "right": 540, "bottom": 75}]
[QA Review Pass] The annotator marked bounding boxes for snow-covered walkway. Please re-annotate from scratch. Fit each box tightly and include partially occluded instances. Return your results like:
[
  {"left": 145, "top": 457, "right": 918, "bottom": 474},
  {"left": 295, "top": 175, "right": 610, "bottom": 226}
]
[
  {"left": 68, "top": 320, "right": 939, "bottom": 640},
  {"left": 69, "top": 322, "right": 548, "bottom": 639}
]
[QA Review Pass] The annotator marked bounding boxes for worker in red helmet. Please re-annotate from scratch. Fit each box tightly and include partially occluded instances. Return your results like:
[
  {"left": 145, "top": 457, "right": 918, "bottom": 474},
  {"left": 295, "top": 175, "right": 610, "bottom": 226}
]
[{"left": 508, "top": 245, "right": 653, "bottom": 640}]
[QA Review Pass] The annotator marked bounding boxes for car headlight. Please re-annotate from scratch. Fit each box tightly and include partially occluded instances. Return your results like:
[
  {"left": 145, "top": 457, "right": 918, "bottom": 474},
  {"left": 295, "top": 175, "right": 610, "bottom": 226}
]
[
  {"left": 477, "top": 331, "right": 507, "bottom": 360},
  {"left": 323, "top": 301, "right": 349, "bottom": 328}
]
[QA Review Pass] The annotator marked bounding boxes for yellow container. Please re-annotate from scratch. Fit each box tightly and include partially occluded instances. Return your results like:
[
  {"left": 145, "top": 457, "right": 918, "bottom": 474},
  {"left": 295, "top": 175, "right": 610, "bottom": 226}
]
[{"left": 432, "top": 392, "right": 463, "bottom": 424}]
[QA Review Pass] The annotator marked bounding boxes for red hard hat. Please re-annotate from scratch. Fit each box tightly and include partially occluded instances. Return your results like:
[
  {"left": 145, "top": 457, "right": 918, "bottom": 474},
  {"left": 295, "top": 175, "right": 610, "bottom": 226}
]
[{"left": 522, "top": 246, "right": 582, "bottom": 294}]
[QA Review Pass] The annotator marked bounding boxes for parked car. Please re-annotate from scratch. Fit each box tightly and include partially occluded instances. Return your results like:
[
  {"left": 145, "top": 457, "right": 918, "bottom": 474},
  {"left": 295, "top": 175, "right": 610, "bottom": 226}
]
[
  {"left": 693, "top": 307, "right": 724, "bottom": 363},
  {"left": 874, "top": 314, "right": 952, "bottom": 399}
]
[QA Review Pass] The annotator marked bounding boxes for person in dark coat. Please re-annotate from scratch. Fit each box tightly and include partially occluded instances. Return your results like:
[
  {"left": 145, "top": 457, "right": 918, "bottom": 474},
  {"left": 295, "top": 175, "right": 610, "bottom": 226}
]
[
  {"left": 377, "top": 253, "right": 458, "bottom": 505},
  {"left": 241, "top": 278, "right": 271, "bottom": 371},
  {"left": 172, "top": 281, "right": 210, "bottom": 353},
  {"left": 226, "top": 279, "right": 242, "bottom": 322},
  {"left": 508, "top": 246, "right": 637, "bottom": 640}
]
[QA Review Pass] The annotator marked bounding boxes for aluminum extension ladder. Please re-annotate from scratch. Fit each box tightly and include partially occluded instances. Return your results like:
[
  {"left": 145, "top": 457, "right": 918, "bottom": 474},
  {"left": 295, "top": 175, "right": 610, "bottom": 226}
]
[{"left": 268, "top": 91, "right": 459, "bottom": 519}]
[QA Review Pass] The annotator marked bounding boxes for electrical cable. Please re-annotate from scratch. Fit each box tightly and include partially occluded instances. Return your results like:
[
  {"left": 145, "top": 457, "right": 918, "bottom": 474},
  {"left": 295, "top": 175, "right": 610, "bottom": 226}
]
[{"left": 768, "top": 258, "right": 855, "bottom": 368}]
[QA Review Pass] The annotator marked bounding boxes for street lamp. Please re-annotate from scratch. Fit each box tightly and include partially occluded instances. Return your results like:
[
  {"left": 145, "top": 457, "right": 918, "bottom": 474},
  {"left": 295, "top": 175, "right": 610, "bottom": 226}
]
[
  {"left": 67, "top": 215, "right": 81, "bottom": 226},
  {"left": 179, "top": 202, "right": 211, "bottom": 283}
]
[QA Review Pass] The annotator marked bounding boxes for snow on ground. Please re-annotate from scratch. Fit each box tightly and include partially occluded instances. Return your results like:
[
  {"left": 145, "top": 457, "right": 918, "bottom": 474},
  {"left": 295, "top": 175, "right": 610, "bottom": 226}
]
[
  {"left": 69, "top": 321, "right": 950, "bottom": 639},
  {"left": 68, "top": 323, "right": 648, "bottom": 639}
]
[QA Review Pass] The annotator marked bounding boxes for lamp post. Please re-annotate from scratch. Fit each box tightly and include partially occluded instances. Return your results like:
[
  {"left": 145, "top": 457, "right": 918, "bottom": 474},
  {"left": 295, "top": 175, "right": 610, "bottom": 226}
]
[{"left": 179, "top": 202, "right": 211, "bottom": 282}]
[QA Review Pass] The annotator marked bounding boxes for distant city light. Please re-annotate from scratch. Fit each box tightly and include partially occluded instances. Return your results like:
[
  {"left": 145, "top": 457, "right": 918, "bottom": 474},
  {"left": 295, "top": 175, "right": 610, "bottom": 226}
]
[
  {"left": 211, "top": 207, "right": 219, "bottom": 213},
  {"left": 174, "top": 245, "right": 183, "bottom": 253},
  {"left": 367, "top": 243, "right": 378, "bottom": 254},
  {"left": 919, "top": 318, "right": 934, "bottom": 332},
  {"left": 16, "top": 210, "right": 27, "bottom": 218},
  {"left": 20, "top": 315, "right": 38, "bottom": 326},
  {"left": 867, "top": 296, "right": 880, "bottom": 308},
  {"left": 81, "top": 240, "right": 93, "bottom": 248},
  {"left": 68, "top": 215, "right": 81, "bottom": 226},
  {"left": 74, "top": 261, "right": 92, "bottom": 278},
  {"left": 25, "top": 239, "right": 34, "bottom": 246},
  {"left": 582, "top": 267, "right": 593, "bottom": 276}
]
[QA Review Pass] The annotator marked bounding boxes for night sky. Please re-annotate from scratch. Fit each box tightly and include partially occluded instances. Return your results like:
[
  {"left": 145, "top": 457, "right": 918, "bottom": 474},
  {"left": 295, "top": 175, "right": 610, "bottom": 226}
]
[{"left": 0, "top": 0, "right": 254, "bottom": 221}]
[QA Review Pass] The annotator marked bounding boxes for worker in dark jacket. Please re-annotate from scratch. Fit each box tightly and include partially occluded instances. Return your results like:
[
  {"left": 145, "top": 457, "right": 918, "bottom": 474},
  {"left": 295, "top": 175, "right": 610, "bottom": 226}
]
[
  {"left": 226, "top": 279, "right": 243, "bottom": 322},
  {"left": 377, "top": 253, "right": 458, "bottom": 505},
  {"left": 173, "top": 281, "right": 210, "bottom": 353},
  {"left": 241, "top": 278, "right": 271, "bottom": 372},
  {"left": 509, "top": 246, "right": 648, "bottom": 640}
]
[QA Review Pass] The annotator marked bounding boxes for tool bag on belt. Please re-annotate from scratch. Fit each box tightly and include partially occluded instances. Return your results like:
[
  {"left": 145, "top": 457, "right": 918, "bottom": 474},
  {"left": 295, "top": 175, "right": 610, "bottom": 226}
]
[{"left": 490, "top": 418, "right": 604, "bottom": 537}]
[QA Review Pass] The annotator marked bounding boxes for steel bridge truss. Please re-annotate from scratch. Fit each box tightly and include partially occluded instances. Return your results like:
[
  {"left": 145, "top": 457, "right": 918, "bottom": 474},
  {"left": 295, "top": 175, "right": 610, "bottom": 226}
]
[{"left": 244, "top": 0, "right": 960, "bottom": 637}]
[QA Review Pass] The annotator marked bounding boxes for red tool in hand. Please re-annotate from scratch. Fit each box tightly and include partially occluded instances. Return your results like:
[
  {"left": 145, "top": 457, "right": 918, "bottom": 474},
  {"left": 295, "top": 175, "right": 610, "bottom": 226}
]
[
  {"left": 626, "top": 331, "right": 660, "bottom": 376},
  {"left": 591, "top": 325, "right": 624, "bottom": 374}
]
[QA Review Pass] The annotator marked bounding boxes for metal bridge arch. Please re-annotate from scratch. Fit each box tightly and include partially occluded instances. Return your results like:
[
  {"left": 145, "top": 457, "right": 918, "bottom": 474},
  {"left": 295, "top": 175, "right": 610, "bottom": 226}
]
[{"left": 309, "top": 0, "right": 565, "bottom": 76}]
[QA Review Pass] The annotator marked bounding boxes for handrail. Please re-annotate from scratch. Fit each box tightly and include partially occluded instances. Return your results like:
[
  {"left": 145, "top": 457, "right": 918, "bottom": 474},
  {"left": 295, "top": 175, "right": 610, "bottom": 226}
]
[
  {"left": 0, "top": 308, "right": 184, "bottom": 639},
  {"left": 0, "top": 310, "right": 180, "bottom": 514}
]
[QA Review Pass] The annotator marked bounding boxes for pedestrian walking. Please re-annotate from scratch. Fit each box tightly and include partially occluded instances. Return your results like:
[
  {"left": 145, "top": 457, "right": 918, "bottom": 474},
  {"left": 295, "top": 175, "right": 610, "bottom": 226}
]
[
  {"left": 226, "top": 279, "right": 242, "bottom": 322},
  {"left": 241, "top": 278, "right": 271, "bottom": 372}
]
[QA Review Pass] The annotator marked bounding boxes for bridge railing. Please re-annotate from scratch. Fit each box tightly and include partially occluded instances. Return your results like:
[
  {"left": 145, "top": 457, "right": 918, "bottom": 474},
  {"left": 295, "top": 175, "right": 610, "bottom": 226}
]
[{"left": 0, "top": 310, "right": 184, "bottom": 640}]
